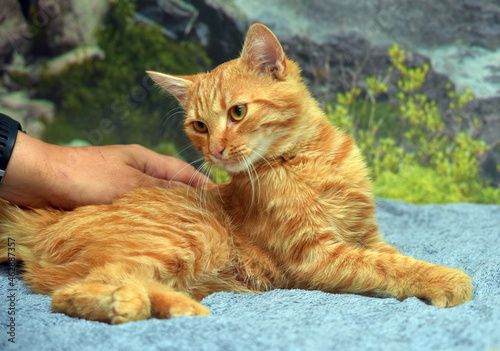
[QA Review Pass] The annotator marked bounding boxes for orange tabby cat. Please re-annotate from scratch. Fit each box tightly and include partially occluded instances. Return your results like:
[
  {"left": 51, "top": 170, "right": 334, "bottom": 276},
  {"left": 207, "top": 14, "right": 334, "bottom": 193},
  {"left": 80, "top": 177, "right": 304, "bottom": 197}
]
[{"left": 0, "top": 24, "right": 472, "bottom": 324}]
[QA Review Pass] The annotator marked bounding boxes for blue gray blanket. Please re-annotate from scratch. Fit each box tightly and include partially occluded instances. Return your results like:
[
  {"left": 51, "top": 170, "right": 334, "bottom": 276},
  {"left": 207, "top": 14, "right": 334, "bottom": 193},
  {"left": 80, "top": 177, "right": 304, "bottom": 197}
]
[{"left": 1, "top": 199, "right": 499, "bottom": 351}]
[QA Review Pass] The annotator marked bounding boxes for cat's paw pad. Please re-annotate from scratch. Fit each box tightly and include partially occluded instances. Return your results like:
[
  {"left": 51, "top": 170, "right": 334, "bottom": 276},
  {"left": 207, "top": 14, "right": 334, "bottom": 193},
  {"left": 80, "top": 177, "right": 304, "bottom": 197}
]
[
  {"left": 427, "top": 269, "right": 473, "bottom": 308},
  {"left": 109, "top": 285, "right": 151, "bottom": 324}
]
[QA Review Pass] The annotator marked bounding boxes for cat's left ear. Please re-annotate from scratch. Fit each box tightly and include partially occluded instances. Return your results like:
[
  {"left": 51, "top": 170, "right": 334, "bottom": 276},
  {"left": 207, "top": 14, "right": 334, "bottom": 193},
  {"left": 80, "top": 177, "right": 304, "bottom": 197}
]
[
  {"left": 240, "top": 23, "right": 287, "bottom": 79},
  {"left": 147, "top": 71, "right": 195, "bottom": 107}
]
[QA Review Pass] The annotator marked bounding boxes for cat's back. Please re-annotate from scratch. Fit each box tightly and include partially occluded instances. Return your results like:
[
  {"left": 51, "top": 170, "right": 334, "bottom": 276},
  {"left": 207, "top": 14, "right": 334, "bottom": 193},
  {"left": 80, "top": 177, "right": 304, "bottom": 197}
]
[{"left": 16, "top": 186, "right": 235, "bottom": 270}]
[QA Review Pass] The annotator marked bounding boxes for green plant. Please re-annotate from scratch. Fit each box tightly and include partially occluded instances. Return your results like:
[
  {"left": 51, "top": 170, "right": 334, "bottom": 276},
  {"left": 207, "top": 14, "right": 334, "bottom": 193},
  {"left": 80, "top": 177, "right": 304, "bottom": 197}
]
[
  {"left": 327, "top": 44, "right": 500, "bottom": 204},
  {"left": 209, "top": 167, "right": 232, "bottom": 184}
]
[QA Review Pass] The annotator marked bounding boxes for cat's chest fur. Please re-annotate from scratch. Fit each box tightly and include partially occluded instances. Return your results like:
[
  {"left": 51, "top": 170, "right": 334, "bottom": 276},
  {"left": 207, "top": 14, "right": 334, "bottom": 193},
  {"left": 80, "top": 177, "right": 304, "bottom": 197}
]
[{"left": 216, "top": 127, "right": 376, "bottom": 290}]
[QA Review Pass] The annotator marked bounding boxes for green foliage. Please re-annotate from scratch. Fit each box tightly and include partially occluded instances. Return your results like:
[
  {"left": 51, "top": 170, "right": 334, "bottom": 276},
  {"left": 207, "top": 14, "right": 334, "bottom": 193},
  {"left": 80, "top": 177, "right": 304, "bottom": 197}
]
[
  {"left": 373, "top": 166, "right": 467, "bottom": 204},
  {"left": 35, "top": 0, "right": 210, "bottom": 155},
  {"left": 152, "top": 142, "right": 181, "bottom": 158},
  {"left": 327, "top": 44, "right": 500, "bottom": 204},
  {"left": 210, "top": 167, "right": 232, "bottom": 184},
  {"left": 388, "top": 44, "right": 430, "bottom": 94}
]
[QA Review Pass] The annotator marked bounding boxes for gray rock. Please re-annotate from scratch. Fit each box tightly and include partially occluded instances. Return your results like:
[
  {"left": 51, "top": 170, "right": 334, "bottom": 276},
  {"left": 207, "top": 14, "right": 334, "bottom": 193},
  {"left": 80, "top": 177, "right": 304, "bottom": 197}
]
[
  {"left": 44, "top": 45, "right": 105, "bottom": 75},
  {"left": 470, "top": 96, "right": 500, "bottom": 186},
  {"left": 40, "top": 0, "right": 110, "bottom": 52},
  {"left": 0, "top": 90, "right": 55, "bottom": 138},
  {"left": 0, "top": 0, "right": 31, "bottom": 67},
  {"left": 3, "top": 46, "right": 105, "bottom": 87},
  {"left": 137, "top": 0, "right": 247, "bottom": 65}
]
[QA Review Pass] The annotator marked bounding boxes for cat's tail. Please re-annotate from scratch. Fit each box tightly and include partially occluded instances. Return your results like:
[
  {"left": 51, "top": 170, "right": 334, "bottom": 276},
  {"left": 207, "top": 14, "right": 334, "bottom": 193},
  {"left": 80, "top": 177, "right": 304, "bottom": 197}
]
[{"left": 0, "top": 199, "right": 62, "bottom": 263}]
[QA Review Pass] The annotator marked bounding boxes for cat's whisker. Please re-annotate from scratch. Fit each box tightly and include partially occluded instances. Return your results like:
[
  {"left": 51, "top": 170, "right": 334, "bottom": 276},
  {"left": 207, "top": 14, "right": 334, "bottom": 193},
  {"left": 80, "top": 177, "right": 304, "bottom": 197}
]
[
  {"left": 247, "top": 155, "right": 262, "bottom": 204},
  {"left": 192, "top": 160, "right": 209, "bottom": 194},
  {"left": 171, "top": 144, "right": 198, "bottom": 160},
  {"left": 161, "top": 107, "right": 183, "bottom": 125},
  {"left": 192, "top": 161, "right": 214, "bottom": 227},
  {"left": 198, "top": 162, "right": 211, "bottom": 215},
  {"left": 241, "top": 156, "right": 255, "bottom": 220},
  {"left": 251, "top": 149, "right": 278, "bottom": 177},
  {"left": 181, "top": 157, "right": 207, "bottom": 209},
  {"left": 245, "top": 157, "right": 256, "bottom": 215},
  {"left": 182, "top": 159, "right": 206, "bottom": 222},
  {"left": 160, "top": 106, "right": 185, "bottom": 137},
  {"left": 163, "top": 155, "right": 205, "bottom": 204},
  {"left": 203, "top": 165, "right": 214, "bottom": 218},
  {"left": 164, "top": 103, "right": 184, "bottom": 118},
  {"left": 197, "top": 161, "right": 210, "bottom": 180},
  {"left": 210, "top": 166, "right": 225, "bottom": 205}
]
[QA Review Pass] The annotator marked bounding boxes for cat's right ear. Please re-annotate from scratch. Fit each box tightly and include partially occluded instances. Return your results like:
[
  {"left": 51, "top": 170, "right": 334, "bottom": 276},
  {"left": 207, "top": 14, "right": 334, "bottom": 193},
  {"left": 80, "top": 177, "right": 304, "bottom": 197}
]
[
  {"left": 240, "top": 23, "right": 287, "bottom": 79},
  {"left": 147, "top": 71, "right": 195, "bottom": 106}
]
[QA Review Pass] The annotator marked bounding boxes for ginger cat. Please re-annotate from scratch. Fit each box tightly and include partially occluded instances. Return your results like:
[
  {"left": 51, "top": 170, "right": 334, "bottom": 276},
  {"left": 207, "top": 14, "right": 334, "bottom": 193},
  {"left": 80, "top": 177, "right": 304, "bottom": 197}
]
[{"left": 0, "top": 24, "right": 472, "bottom": 324}]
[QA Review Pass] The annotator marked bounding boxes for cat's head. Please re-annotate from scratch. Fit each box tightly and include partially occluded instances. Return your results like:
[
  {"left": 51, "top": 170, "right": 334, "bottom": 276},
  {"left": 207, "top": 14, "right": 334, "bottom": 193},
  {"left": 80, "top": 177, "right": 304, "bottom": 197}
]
[{"left": 148, "top": 23, "right": 317, "bottom": 174}]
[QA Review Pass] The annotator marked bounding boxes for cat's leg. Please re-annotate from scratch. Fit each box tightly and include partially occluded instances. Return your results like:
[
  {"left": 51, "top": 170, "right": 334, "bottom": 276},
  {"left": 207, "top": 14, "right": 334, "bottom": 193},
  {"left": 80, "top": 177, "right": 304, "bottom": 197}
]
[
  {"left": 52, "top": 282, "right": 151, "bottom": 324},
  {"left": 52, "top": 281, "right": 209, "bottom": 324},
  {"left": 51, "top": 262, "right": 210, "bottom": 324},
  {"left": 355, "top": 224, "right": 401, "bottom": 254},
  {"left": 295, "top": 243, "right": 472, "bottom": 307},
  {"left": 365, "top": 241, "right": 401, "bottom": 254},
  {"left": 146, "top": 280, "right": 210, "bottom": 319}
]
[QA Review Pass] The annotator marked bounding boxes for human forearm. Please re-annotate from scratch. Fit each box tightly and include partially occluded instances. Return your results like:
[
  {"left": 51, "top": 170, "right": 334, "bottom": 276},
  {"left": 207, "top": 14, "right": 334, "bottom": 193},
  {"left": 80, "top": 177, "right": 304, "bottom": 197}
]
[{"left": 0, "top": 131, "right": 56, "bottom": 207}]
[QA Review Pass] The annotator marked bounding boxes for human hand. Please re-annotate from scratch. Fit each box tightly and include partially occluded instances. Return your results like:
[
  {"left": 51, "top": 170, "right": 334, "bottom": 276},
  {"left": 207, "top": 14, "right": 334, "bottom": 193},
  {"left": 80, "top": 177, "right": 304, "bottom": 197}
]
[{"left": 0, "top": 132, "right": 212, "bottom": 209}]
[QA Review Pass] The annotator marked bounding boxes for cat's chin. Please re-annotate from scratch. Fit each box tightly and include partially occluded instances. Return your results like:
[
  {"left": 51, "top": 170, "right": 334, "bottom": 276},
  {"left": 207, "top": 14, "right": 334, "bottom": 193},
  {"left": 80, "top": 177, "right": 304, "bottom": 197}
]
[
  {"left": 217, "top": 162, "right": 246, "bottom": 174},
  {"left": 208, "top": 159, "right": 248, "bottom": 175},
  {"left": 208, "top": 150, "right": 265, "bottom": 175}
]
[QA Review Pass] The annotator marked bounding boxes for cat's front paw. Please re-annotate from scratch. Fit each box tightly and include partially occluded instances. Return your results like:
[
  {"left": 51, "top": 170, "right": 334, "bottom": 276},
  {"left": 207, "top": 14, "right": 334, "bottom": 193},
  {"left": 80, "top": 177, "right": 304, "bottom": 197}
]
[
  {"left": 425, "top": 268, "right": 473, "bottom": 308},
  {"left": 109, "top": 285, "right": 151, "bottom": 324}
]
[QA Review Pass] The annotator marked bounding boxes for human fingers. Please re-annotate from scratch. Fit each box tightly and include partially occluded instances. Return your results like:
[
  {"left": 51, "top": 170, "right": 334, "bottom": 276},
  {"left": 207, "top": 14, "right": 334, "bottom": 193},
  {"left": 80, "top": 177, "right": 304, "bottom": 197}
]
[
  {"left": 143, "top": 152, "right": 213, "bottom": 187},
  {"left": 165, "top": 156, "right": 213, "bottom": 186}
]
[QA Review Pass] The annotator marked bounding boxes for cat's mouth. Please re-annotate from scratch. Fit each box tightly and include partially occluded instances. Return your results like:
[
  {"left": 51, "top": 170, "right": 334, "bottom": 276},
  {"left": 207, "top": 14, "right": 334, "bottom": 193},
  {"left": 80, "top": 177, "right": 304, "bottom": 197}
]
[{"left": 208, "top": 145, "right": 265, "bottom": 174}]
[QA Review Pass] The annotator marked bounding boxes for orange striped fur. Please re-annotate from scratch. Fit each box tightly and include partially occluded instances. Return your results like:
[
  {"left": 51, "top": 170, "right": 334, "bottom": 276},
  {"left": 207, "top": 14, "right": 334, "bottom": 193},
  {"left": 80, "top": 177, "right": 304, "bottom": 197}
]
[{"left": 0, "top": 24, "right": 472, "bottom": 324}]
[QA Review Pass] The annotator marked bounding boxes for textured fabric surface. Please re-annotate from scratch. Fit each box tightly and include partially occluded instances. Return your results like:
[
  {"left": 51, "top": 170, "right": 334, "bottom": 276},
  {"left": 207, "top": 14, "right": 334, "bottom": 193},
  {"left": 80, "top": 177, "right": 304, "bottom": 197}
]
[{"left": 1, "top": 199, "right": 499, "bottom": 351}]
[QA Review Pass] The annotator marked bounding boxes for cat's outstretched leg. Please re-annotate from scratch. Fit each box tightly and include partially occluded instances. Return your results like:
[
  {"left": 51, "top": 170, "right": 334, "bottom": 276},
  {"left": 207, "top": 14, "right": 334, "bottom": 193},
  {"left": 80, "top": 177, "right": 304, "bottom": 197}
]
[
  {"left": 365, "top": 241, "right": 401, "bottom": 254},
  {"left": 51, "top": 263, "right": 210, "bottom": 324},
  {"left": 294, "top": 243, "right": 472, "bottom": 307}
]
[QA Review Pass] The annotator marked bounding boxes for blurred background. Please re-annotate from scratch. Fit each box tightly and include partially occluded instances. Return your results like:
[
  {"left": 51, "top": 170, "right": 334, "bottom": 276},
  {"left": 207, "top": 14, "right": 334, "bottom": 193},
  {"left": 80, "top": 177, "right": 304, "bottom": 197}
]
[{"left": 0, "top": 0, "right": 499, "bottom": 203}]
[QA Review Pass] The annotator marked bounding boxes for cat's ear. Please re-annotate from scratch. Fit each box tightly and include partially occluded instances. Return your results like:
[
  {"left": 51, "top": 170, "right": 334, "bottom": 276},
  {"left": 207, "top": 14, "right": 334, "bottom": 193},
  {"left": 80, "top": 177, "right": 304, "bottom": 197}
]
[
  {"left": 147, "top": 71, "right": 195, "bottom": 106},
  {"left": 240, "top": 23, "right": 287, "bottom": 79}
]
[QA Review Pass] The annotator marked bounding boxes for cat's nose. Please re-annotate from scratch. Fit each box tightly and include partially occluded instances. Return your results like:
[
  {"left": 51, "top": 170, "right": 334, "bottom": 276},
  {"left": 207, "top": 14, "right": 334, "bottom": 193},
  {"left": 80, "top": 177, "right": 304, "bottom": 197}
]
[{"left": 211, "top": 147, "right": 225, "bottom": 160}]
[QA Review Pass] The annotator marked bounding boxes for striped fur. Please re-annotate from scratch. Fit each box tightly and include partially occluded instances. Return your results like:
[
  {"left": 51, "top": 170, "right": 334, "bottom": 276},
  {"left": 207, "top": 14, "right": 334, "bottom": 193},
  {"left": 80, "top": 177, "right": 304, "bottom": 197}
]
[{"left": 0, "top": 24, "right": 471, "bottom": 324}]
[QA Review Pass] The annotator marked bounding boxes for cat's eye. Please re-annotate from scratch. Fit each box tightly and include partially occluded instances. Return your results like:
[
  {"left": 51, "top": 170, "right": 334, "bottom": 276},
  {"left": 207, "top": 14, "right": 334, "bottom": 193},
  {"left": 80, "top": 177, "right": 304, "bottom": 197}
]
[
  {"left": 229, "top": 105, "right": 247, "bottom": 121},
  {"left": 193, "top": 121, "right": 208, "bottom": 133}
]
